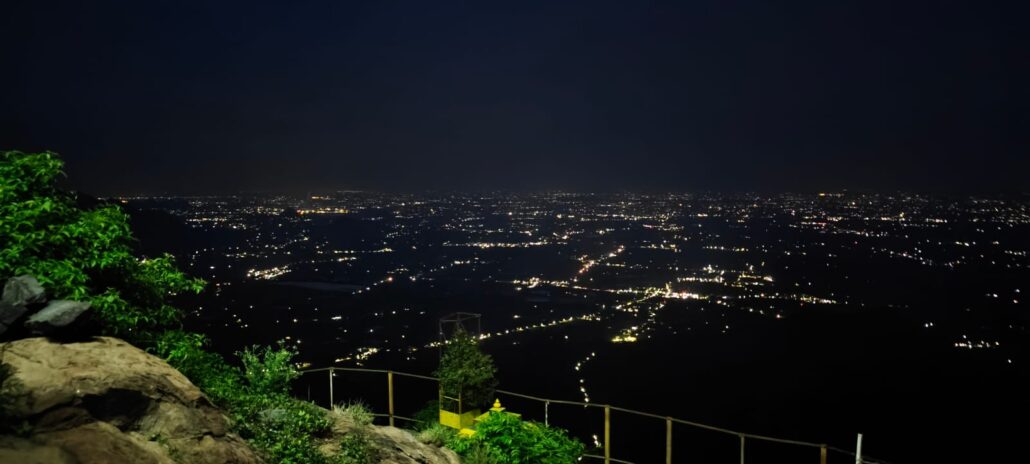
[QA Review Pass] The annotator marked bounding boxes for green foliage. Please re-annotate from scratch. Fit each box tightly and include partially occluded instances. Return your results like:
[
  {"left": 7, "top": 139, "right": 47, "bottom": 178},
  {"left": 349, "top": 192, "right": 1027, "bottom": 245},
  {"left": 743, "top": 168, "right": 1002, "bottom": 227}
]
[
  {"left": 223, "top": 345, "right": 331, "bottom": 464},
  {"left": 152, "top": 330, "right": 243, "bottom": 406},
  {"left": 448, "top": 412, "right": 584, "bottom": 464},
  {"left": 331, "top": 401, "right": 374, "bottom": 427},
  {"left": 148, "top": 433, "right": 183, "bottom": 461},
  {"left": 461, "top": 442, "right": 501, "bottom": 464},
  {"left": 335, "top": 432, "right": 374, "bottom": 464},
  {"left": 411, "top": 399, "right": 440, "bottom": 431},
  {"left": 239, "top": 343, "right": 301, "bottom": 395},
  {"left": 416, "top": 423, "right": 455, "bottom": 447},
  {"left": 435, "top": 327, "right": 498, "bottom": 411},
  {"left": 0, "top": 150, "right": 204, "bottom": 342},
  {"left": 155, "top": 332, "right": 331, "bottom": 464},
  {"left": 231, "top": 391, "right": 333, "bottom": 464},
  {"left": 1, "top": 151, "right": 344, "bottom": 463},
  {"left": 327, "top": 403, "right": 376, "bottom": 464}
]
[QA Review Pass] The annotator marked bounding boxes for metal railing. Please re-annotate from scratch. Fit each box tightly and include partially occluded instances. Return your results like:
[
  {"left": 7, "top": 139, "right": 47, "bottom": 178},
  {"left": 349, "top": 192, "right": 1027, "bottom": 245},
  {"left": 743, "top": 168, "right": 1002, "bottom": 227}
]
[{"left": 299, "top": 366, "right": 887, "bottom": 464}]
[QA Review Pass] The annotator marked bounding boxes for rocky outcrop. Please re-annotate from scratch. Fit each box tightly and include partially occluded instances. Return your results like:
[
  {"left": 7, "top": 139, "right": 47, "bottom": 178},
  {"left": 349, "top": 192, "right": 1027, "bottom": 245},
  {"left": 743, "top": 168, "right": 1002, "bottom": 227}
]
[
  {"left": 0, "top": 275, "right": 92, "bottom": 336},
  {"left": 0, "top": 275, "right": 46, "bottom": 334},
  {"left": 0, "top": 336, "right": 463, "bottom": 464},
  {"left": 0, "top": 337, "right": 262, "bottom": 464},
  {"left": 320, "top": 412, "right": 462, "bottom": 464},
  {"left": 23, "top": 300, "right": 91, "bottom": 334}
]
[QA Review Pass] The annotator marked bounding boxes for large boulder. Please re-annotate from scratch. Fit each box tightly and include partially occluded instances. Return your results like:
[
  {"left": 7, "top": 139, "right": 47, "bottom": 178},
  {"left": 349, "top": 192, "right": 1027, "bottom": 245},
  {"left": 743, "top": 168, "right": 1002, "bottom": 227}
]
[
  {"left": 1, "top": 275, "right": 46, "bottom": 307},
  {"left": 320, "top": 411, "right": 462, "bottom": 464},
  {"left": 369, "top": 426, "right": 463, "bottom": 464},
  {"left": 0, "top": 337, "right": 262, "bottom": 464}
]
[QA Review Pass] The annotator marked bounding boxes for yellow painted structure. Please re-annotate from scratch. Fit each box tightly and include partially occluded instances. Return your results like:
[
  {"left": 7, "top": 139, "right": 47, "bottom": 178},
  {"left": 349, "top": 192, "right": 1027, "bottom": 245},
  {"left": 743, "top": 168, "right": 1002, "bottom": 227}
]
[
  {"left": 439, "top": 388, "right": 480, "bottom": 430},
  {"left": 440, "top": 408, "right": 479, "bottom": 429},
  {"left": 450, "top": 399, "right": 522, "bottom": 437},
  {"left": 475, "top": 398, "right": 520, "bottom": 423}
]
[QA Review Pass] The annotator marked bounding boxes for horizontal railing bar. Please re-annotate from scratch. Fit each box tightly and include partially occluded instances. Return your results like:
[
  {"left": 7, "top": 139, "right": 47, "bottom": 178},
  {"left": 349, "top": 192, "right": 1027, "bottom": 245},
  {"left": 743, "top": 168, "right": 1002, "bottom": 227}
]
[
  {"left": 740, "top": 433, "right": 825, "bottom": 448},
  {"left": 582, "top": 453, "right": 635, "bottom": 464},
  {"left": 368, "top": 413, "right": 417, "bottom": 423},
  {"left": 495, "top": 389, "right": 586, "bottom": 406},
  {"left": 391, "top": 371, "right": 439, "bottom": 381}
]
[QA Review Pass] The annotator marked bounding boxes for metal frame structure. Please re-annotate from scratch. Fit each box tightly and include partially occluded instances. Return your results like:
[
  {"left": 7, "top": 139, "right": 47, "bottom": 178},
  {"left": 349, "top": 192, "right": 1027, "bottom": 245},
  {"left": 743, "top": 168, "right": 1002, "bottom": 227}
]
[
  {"left": 438, "top": 312, "right": 482, "bottom": 352},
  {"left": 301, "top": 366, "right": 890, "bottom": 464}
]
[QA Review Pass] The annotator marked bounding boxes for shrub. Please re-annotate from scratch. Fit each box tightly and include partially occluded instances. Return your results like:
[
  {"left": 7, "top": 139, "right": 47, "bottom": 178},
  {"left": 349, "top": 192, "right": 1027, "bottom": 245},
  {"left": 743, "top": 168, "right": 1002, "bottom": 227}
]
[
  {"left": 336, "top": 432, "right": 374, "bottom": 464},
  {"left": 331, "top": 401, "right": 374, "bottom": 427},
  {"left": 411, "top": 399, "right": 440, "bottom": 431},
  {"left": 416, "top": 423, "right": 455, "bottom": 447},
  {"left": 329, "top": 402, "right": 376, "bottom": 464},
  {"left": 448, "top": 412, "right": 584, "bottom": 464},
  {"left": 152, "top": 330, "right": 242, "bottom": 406},
  {"left": 462, "top": 442, "right": 501, "bottom": 464},
  {"left": 239, "top": 343, "right": 300, "bottom": 395},
  {"left": 155, "top": 332, "right": 332, "bottom": 464},
  {"left": 435, "top": 327, "right": 497, "bottom": 411},
  {"left": 0, "top": 150, "right": 204, "bottom": 343},
  {"left": 1, "top": 151, "right": 336, "bottom": 463},
  {"left": 232, "top": 392, "right": 333, "bottom": 464}
]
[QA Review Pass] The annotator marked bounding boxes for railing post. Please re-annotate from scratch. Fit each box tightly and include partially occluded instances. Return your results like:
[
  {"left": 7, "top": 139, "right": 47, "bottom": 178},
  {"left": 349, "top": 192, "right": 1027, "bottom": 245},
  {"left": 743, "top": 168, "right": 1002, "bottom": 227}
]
[
  {"left": 665, "top": 417, "right": 672, "bottom": 464},
  {"left": 604, "top": 405, "right": 611, "bottom": 464},
  {"left": 328, "top": 367, "right": 334, "bottom": 407},
  {"left": 820, "top": 445, "right": 828, "bottom": 464},
  {"left": 739, "top": 434, "right": 745, "bottom": 464},
  {"left": 388, "top": 370, "right": 395, "bottom": 427},
  {"left": 544, "top": 400, "right": 550, "bottom": 426},
  {"left": 855, "top": 433, "right": 863, "bottom": 464}
]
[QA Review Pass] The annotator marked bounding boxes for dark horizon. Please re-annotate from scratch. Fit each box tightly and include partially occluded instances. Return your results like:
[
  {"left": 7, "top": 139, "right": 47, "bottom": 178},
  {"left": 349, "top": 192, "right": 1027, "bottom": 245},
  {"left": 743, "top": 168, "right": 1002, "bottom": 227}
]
[
  {"left": 2, "top": 1, "right": 1027, "bottom": 195},
  {"left": 92, "top": 188, "right": 1030, "bottom": 199}
]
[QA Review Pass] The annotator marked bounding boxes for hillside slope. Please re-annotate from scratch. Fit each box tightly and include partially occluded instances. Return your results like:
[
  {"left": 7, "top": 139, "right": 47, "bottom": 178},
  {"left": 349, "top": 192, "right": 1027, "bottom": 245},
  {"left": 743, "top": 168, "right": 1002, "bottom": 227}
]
[{"left": 0, "top": 337, "right": 458, "bottom": 464}]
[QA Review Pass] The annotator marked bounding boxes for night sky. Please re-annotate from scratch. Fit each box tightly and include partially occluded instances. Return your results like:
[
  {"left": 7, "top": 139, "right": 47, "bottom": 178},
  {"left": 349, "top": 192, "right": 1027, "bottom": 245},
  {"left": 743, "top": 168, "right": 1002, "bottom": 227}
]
[{"left": 2, "top": 1, "right": 1026, "bottom": 194}]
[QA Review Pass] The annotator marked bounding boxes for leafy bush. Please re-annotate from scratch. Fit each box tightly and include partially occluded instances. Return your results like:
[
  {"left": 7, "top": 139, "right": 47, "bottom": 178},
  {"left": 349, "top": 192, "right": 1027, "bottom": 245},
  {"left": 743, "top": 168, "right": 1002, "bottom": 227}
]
[
  {"left": 155, "top": 332, "right": 332, "bottom": 464},
  {"left": 226, "top": 345, "right": 331, "bottom": 464},
  {"left": 416, "top": 423, "right": 455, "bottom": 447},
  {"left": 0, "top": 150, "right": 204, "bottom": 343},
  {"left": 461, "top": 442, "right": 501, "bottom": 464},
  {"left": 239, "top": 343, "right": 301, "bottom": 395},
  {"left": 411, "top": 399, "right": 440, "bottom": 431},
  {"left": 1, "top": 151, "right": 340, "bottom": 463},
  {"left": 152, "top": 330, "right": 242, "bottom": 406},
  {"left": 435, "top": 327, "right": 497, "bottom": 411},
  {"left": 448, "top": 412, "right": 584, "bottom": 464},
  {"left": 331, "top": 401, "right": 374, "bottom": 427},
  {"left": 231, "top": 392, "right": 333, "bottom": 464},
  {"left": 336, "top": 432, "right": 374, "bottom": 464}
]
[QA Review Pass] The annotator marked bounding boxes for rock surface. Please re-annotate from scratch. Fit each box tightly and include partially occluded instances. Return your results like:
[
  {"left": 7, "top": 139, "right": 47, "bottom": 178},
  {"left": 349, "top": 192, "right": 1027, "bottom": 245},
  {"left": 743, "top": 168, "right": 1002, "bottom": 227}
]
[
  {"left": 23, "top": 300, "right": 92, "bottom": 334},
  {"left": 321, "top": 412, "right": 462, "bottom": 464},
  {"left": 1, "top": 275, "right": 46, "bottom": 307},
  {"left": 369, "top": 426, "right": 463, "bottom": 464},
  {"left": 0, "top": 336, "right": 463, "bottom": 464},
  {"left": 0, "top": 337, "right": 262, "bottom": 464},
  {"left": 0, "top": 275, "right": 46, "bottom": 334}
]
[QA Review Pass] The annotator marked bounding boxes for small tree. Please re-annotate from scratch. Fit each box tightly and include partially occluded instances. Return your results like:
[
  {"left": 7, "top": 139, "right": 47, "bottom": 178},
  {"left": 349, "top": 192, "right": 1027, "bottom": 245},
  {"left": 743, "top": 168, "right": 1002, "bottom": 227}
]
[
  {"left": 435, "top": 327, "right": 498, "bottom": 411},
  {"left": 0, "top": 151, "right": 204, "bottom": 343},
  {"left": 239, "top": 343, "right": 301, "bottom": 396}
]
